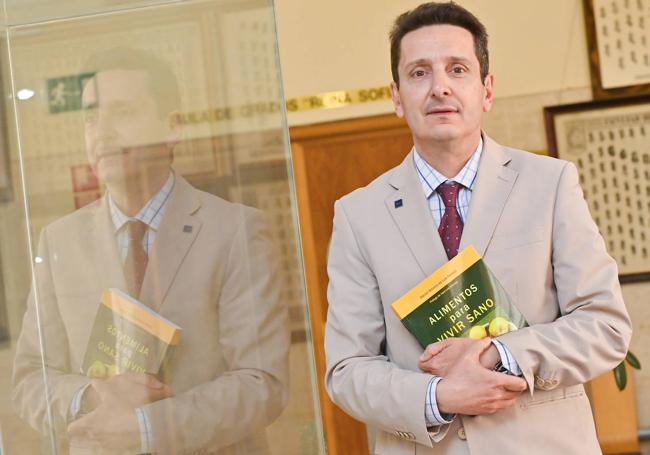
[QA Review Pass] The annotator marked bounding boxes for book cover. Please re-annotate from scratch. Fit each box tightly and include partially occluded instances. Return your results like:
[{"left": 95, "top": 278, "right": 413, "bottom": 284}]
[
  {"left": 81, "top": 288, "right": 182, "bottom": 379},
  {"left": 391, "top": 246, "right": 526, "bottom": 347}
]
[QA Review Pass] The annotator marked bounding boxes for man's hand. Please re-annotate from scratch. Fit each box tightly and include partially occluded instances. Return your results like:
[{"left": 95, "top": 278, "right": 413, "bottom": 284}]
[
  {"left": 68, "top": 374, "right": 172, "bottom": 450},
  {"left": 68, "top": 402, "right": 141, "bottom": 451},
  {"left": 91, "top": 372, "right": 172, "bottom": 409},
  {"left": 433, "top": 338, "right": 527, "bottom": 415},
  {"left": 419, "top": 337, "right": 501, "bottom": 376}
]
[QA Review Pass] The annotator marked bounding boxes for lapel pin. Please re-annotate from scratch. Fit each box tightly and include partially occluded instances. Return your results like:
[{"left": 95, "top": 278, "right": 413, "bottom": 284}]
[
  {"left": 394, "top": 199, "right": 403, "bottom": 209},
  {"left": 183, "top": 225, "right": 193, "bottom": 233}
]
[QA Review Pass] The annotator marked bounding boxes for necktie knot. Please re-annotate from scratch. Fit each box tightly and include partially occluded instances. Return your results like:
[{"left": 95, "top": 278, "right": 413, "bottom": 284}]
[
  {"left": 127, "top": 220, "right": 148, "bottom": 244},
  {"left": 436, "top": 182, "right": 462, "bottom": 208}
]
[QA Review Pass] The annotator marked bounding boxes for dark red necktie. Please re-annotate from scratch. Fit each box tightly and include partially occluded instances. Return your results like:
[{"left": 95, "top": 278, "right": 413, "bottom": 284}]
[
  {"left": 437, "top": 182, "right": 464, "bottom": 259},
  {"left": 124, "top": 220, "right": 148, "bottom": 298}
]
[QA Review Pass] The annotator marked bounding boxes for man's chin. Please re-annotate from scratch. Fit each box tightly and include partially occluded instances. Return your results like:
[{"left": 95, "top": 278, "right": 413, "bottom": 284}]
[
  {"left": 94, "top": 148, "right": 126, "bottom": 161},
  {"left": 419, "top": 127, "right": 462, "bottom": 143},
  {"left": 96, "top": 168, "right": 129, "bottom": 187}
]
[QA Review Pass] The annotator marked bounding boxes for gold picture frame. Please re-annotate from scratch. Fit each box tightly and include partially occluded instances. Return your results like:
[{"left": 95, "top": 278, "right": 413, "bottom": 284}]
[
  {"left": 583, "top": 0, "right": 650, "bottom": 99},
  {"left": 545, "top": 95, "right": 650, "bottom": 282}
]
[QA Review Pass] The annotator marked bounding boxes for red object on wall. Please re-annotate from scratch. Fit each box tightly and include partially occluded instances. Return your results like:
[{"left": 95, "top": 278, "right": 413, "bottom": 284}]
[
  {"left": 70, "top": 163, "right": 98, "bottom": 192},
  {"left": 70, "top": 164, "right": 101, "bottom": 209}
]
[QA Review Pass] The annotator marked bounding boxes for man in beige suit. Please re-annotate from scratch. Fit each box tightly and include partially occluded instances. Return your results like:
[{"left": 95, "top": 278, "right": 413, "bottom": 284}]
[
  {"left": 325, "top": 3, "right": 632, "bottom": 454},
  {"left": 13, "top": 48, "right": 289, "bottom": 454}
]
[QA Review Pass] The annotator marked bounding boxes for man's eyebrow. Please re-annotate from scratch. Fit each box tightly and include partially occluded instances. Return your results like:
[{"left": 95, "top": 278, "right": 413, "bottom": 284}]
[
  {"left": 82, "top": 101, "right": 98, "bottom": 110},
  {"left": 404, "top": 58, "right": 431, "bottom": 70},
  {"left": 447, "top": 56, "right": 473, "bottom": 65},
  {"left": 404, "top": 56, "right": 474, "bottom": 70}
]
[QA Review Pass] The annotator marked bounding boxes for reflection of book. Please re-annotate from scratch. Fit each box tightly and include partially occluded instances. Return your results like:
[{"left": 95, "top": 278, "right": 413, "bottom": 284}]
[
  {"left": 81, "top": 288, "right": 181, "bottom": 380},
  {"left": 391, "top": 246, "right": 526, "bottom": 347}
]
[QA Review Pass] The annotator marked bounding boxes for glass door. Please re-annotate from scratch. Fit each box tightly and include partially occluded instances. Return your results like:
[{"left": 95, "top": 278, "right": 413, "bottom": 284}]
[{"left": 0, "top": 1, "right": 324, "bottom": 453}]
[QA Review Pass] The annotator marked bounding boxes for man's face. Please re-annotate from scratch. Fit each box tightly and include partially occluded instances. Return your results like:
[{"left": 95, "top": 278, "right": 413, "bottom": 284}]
[
  {"left": 390, "top": 24, "right": 494, "bottom": 147},
  {"left": 81, "top": 69, "right": 174, "bottom": 184}
]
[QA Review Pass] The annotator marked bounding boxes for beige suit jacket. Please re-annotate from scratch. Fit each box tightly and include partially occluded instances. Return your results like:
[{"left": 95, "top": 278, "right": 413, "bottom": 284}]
[
  {"left": 13, "top": 176, "right": 290, "bottom": 455},
  {"left": 325, "top": 134, "right": 632, "bottom": 455}
]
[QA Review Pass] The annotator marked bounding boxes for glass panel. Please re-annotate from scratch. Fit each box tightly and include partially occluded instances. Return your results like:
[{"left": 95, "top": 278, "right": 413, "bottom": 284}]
[{"left": 0, "top": 1, "right": 324, "bottom": 453}]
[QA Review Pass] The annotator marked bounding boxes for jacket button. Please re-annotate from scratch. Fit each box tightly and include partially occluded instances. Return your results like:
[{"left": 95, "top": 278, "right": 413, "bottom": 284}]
[{"left": 457, "top": 426, "right": 466, "bottom": 440}]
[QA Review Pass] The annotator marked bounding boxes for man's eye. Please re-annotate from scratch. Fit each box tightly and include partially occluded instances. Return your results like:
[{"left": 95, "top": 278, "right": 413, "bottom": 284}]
[
  {"left": 451, "top": 66, "right": 466, "bottom": 74},
  {"left": 83, "top": 111, "right": 98, "bottom": 124},
  {"left": 413, "top": 70, "right": 426, "bottom": 77},
  {"left": 114, "top": 106, "right": 136, "bottom": 116}
]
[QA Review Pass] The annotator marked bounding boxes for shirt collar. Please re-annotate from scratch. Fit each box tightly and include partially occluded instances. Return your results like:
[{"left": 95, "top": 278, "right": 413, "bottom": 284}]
[
  {"left": 413, "top": 137, "right": 483, "bottom": 199},
  {"left": 108, "top": 171, "right": 176, "bottom": 233}
]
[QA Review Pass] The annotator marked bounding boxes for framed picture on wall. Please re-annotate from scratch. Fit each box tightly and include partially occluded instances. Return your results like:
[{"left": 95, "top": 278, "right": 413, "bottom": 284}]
[
  {"left": 544, "top": 95, "right": 650, "bottom": 282},
  {"left": 583, "top": 0, "right": 650, "bottom": 99}
]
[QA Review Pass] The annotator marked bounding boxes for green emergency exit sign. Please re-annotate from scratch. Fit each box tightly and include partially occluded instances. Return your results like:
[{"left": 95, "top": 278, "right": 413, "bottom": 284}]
[{"left": 47, "top": 72, "right": 95, "bottom": 114}]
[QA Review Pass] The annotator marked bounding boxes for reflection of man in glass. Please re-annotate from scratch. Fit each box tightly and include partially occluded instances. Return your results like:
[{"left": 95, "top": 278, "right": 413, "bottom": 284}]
[{"left": 13, "top": 48, "right": 289, "bottom": 454}]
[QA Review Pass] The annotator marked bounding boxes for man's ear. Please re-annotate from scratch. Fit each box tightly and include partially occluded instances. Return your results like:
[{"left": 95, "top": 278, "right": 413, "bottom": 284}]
[
  {"left": 482, "top": 73, "right": 495, "bottom": 113},
  {"left": 390, "top": 81, "right": 404, "bottom": 118},
  {"left": 166, "top": 111, "right": 183, "bottom": 148}
]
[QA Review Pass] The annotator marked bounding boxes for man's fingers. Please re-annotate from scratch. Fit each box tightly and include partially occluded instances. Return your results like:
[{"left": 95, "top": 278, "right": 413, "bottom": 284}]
[
  {"left": 483, "top": 370, "right": 527, "bottom": 392},
  {"left": 500, "top": 396, "right": 519, "bottom": 409},
  {"left": 491, "top": 396, "right": 519, "bottom": 413},
  {"left": 498, "top": 388, "right": 524, "bottom": 400},
  {"left": 157, "top": 383, "right": 174, "bottom": 398},
  {"left": 419, "top": 341, "right": 447, "bottom": 362},
  {"left": 91, "top": 378, "right": 106, "bottom": 393},
  {"left": 121, "top": 373, "right": 164, "bottom": 389},
  {"left": 501, "top": 375, "right": 527, "bottom": 392},
  {"left": 68, "top": 413, "right": 93, "bottom": 437},
  {"left": 470, "top": 337, "right": 493, "bottom": 358},
  {"left": 67, "top": 421, "right": 82, "bottom": 436}
]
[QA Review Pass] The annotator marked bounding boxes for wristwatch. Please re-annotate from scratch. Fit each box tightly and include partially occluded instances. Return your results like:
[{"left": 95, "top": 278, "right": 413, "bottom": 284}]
[{"left": 494, "top": 361, "right": 511, "bottom": 374}]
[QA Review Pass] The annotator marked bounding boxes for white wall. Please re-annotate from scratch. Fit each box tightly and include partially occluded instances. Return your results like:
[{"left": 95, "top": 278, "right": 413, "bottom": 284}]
[{"left": 275, "top": 0, "right": 592, "bottom": 126}]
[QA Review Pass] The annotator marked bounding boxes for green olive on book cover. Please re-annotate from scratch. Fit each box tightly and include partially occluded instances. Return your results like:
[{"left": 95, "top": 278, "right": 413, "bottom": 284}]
[
  {"left": 468, "top": 325, "right": 488, "bottom": 340},
  {"left": 488, "top": 317, "right": 511, "bottom": 337},
  {"left": 467, "top": 316, "right": 514, "bottom": 340},
  {"left": 87, "top": 360, "right": 118, "bottom": 378},
  {"left": 87, "top": 360, "right": 107, "bottom": 378}
]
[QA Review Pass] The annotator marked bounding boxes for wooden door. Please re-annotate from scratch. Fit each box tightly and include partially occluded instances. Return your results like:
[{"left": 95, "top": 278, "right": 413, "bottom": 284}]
[{"left": 291, "top": 114, "right": 412, "bottom": 454}]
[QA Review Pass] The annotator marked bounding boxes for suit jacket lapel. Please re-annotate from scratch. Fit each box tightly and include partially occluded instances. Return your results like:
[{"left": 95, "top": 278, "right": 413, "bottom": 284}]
[
  {"left": 386, "top": 151, "right": 449, "bottom": 276},
  {"left": 90, "top": 195, "right": 127, "bottom": 291},
  {"left": 459, "top": 135, "right": 518, "bottom": 256},
  {"left": 140, "top": 176, "right": 202, "bottom": 311}
]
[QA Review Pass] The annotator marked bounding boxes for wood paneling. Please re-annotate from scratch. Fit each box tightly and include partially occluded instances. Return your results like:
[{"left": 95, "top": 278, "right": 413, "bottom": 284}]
[
  {"left": 590, "top": 365, "right": 640, "bottom": 454},
  {"left": 290, "top": 114, "right": 411, "bottom": 454}
]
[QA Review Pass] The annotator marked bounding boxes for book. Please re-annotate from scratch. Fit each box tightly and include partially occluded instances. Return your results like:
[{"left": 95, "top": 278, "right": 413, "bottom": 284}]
[
  {"left": 391, "top": 246, "right": 526, "bottom": 347},
  {"left": 81, "top": 288, "right": 182, "bottom": 380}
]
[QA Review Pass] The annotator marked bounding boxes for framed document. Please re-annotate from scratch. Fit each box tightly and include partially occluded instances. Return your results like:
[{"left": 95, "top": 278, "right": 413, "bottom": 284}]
[
  {"left": 583, "top": 0, "right": 650, "bottom": 99},
  {"left": 544, "top": 95, "right": 650, "bottom": 282}
]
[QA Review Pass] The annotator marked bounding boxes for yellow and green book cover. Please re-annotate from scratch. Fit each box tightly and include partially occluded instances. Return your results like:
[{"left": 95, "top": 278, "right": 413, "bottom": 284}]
[
  {"left": 81, "top": 288, "right": 182, "bottom": 379},
  {"left": 391, "top": 246, "right": 526, "bottom": 347}
]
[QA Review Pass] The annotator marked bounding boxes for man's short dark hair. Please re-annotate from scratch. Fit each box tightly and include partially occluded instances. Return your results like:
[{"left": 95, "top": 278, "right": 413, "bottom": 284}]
[
  {"left": 389, "top": 2, "right": 489, "bottom": 86},
  {"left": 81, "top": 47, "right": 181, "bottom": 118}
]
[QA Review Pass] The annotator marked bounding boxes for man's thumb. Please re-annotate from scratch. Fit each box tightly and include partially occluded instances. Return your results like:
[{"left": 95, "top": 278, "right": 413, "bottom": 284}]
[{"left": 473, "top": 336, "right": 493, "bottom": 356}]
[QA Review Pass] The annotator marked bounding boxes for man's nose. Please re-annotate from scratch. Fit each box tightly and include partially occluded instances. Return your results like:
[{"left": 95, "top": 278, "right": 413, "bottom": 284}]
[
  {"left": 94, "top": 110, "right": 118, "bottom": 138},
  {"left": 430, "top": 70, "right": 451, "bottom": 98},
  {"left": 97, "top": 110, "right": 113, "bottom": 129}
]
